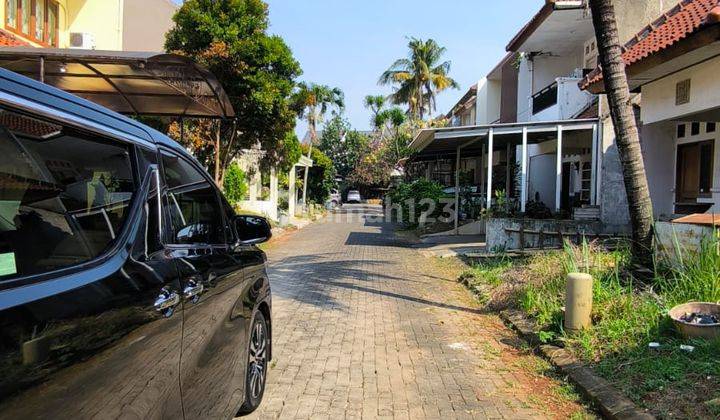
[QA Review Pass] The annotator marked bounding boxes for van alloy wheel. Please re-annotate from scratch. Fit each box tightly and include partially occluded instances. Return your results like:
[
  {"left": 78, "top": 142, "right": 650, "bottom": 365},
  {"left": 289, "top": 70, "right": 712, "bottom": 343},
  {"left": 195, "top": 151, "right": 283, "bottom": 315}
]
[{"left": 238, "top": 311, "right": 268, "bottom": 415}]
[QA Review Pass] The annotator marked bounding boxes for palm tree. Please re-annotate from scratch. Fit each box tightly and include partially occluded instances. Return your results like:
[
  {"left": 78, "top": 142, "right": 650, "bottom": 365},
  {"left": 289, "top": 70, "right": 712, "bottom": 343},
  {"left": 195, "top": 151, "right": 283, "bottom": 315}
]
[
  {"left": 589, "top": 0, "right": 654, "bottom": 266},
  {"left": 290, "top": 82, "right": 344, "bottom": 206},
  {"left": 379, "top": 37, "right": 459, "bottom": 119}
]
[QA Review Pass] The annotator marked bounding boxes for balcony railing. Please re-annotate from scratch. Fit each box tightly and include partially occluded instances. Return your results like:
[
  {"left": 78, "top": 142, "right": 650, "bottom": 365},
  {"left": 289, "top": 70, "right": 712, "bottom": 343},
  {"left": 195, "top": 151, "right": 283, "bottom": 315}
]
[{"left": 531, "top": 82, "right": 558, "bottom": 115}]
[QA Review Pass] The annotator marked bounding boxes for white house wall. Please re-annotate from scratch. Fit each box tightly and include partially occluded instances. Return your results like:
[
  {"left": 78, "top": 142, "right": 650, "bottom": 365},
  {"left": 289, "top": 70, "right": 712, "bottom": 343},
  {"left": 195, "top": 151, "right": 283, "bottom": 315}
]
[
  {"left": 475, "top": 78, "right": 502, "bottom": 125},
  {"left": 641, "top": 55, "right": 720, "bottom": 125}
]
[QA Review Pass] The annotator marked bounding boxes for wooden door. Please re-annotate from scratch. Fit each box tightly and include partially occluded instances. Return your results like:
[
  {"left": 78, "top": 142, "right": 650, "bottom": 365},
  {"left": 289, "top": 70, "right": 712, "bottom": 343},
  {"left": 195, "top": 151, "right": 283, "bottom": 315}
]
[{"left": 676, "top": 143, "right": 700, "bottom": 202}]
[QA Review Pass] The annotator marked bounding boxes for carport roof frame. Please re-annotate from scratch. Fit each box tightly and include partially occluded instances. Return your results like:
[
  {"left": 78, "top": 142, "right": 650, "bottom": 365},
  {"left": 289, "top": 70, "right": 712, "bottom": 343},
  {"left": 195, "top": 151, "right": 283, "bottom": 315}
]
[
  {"left": 0, "top": 47, "right": 235, "bottom": 119},
  {"left": 410, "top": 118, "right": 599, "bottom": 155}
]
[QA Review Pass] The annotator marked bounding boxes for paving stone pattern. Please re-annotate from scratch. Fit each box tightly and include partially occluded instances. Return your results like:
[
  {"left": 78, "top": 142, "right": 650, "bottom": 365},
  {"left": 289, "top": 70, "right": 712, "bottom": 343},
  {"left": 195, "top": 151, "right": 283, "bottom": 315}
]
[{"left": 246, "top": 206, "right": 582, "bottom": 419}]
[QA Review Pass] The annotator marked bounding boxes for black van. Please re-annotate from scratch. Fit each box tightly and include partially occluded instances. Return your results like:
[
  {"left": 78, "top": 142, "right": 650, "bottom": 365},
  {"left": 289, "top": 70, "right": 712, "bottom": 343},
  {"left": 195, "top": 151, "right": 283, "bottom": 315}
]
[{"left": 0, "top": 68, "right": 272, "bottom": 418}]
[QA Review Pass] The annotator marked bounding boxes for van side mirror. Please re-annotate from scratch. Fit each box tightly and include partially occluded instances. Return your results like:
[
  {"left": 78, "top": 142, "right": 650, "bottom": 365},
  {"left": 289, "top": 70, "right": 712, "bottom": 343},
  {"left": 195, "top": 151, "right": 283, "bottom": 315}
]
[{"left": 235, "top": 215, "right": 272, "bottom": 245}]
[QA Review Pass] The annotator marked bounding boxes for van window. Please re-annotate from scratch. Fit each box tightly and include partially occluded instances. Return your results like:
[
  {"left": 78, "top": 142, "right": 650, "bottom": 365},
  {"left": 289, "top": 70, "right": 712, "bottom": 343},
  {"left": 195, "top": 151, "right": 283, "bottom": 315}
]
[
  {"left": 162, "top": 153, "right": 224, "bottom": 245},
  {"left": 0, "top": 110, "right": 135, "bottom": 279}
]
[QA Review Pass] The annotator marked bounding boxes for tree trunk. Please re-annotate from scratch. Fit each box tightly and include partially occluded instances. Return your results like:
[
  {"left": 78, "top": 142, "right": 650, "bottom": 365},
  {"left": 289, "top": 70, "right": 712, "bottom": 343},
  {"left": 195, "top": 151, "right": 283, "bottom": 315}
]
[{"left": 589, "top": 0, "right": 654, "bottom": 266}]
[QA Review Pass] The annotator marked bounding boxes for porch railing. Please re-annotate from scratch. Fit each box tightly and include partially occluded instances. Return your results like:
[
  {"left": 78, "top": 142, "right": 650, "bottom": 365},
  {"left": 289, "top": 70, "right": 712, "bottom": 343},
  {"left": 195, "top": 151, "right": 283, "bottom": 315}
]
[{"left": 531, "top": 81, "right": 558, "bottom": 115}]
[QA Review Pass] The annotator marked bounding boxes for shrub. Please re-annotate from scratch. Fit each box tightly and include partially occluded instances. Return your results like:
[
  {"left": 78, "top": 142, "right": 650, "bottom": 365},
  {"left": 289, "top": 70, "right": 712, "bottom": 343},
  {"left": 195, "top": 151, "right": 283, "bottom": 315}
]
[
  {"left": 223, "top": 163, "right": 248, "bottom": 203},
  {"left": 386, "top": 179, "right": 447, "bottom": 226}
]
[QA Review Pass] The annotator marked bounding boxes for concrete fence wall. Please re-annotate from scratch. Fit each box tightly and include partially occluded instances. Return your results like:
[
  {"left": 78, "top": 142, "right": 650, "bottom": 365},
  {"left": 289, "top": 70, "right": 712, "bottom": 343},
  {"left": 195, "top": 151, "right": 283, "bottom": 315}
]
[{"left": 486, "top": 218, "right": 605, "bottom": 251}]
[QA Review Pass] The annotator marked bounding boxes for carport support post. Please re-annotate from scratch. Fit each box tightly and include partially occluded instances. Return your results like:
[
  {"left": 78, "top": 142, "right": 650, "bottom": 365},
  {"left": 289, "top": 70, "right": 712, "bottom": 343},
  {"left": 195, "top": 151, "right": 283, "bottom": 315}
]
[
  {"left": 555, "top": 125, "right": 563, "bottom": 212},
  {"left": 486, "top": 128, "right": 494, "bottom": 209},
  {"left": 454, "top": 146, "right": 461, "bottom": 235},
  {"left": 520, "top": 126, "right": 528, "bottom": 213}
]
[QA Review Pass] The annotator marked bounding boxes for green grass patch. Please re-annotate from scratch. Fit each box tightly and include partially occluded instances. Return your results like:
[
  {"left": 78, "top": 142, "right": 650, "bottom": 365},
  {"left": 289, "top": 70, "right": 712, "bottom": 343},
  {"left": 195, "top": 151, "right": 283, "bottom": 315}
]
[{"left": 515, "top": 237, "right": 720, "bottom": 416}]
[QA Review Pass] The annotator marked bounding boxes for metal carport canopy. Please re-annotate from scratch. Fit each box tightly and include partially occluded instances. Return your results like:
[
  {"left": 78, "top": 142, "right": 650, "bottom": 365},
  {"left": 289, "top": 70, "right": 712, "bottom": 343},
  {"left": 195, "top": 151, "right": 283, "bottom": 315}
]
[
  {"left": 0, "top": 47, "right": 234, "bottom": 119},
  {"left": 410, "top": 118, "right": 599, "bottom": 154}
]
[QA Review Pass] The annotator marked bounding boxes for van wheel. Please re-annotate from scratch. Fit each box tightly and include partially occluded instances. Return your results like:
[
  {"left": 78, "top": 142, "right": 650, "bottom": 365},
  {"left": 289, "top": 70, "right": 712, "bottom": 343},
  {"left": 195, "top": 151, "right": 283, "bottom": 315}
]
[{"left": 237, "top": 311, "right": 268, "bottom": 415}]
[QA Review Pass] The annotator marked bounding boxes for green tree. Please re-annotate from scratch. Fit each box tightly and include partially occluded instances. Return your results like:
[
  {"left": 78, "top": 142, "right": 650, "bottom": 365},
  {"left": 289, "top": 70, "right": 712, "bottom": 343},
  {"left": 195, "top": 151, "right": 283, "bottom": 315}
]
[
  {"left": 165, "top": 0, "right": 302, "bottom": 183},
  {"left": 379, "top": 37, "right": 459, "bottom": 119},
  {"left": 289, "top": 82, "right": 344, "bottom": 204},
  {"left": 318, "top": 116, "right": 369, "bottom": 179}
]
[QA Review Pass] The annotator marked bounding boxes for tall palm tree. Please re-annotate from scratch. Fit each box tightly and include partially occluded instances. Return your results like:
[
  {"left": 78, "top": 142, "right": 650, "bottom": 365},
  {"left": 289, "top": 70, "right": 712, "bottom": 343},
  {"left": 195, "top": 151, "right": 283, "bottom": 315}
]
[
  {"left": 379, "top": 37, "right": 459, "bottom": 119},
  {"left": 290, "top": 82, "right": 344, "bottom": 206},
  {"left": 589, "top": 0, "right": 654, "bottom": 266}
]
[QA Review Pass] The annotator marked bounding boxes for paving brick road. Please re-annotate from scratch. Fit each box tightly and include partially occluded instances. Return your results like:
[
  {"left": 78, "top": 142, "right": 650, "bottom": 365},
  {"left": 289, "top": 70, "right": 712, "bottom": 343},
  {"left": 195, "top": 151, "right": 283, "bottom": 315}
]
[{"left": 247, "top": 205, "right": 587, "bottom": 419}]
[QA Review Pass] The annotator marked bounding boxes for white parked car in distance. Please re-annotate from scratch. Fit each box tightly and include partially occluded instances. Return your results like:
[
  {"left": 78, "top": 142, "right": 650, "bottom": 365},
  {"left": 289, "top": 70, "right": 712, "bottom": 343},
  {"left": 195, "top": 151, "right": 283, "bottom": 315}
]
[{"left": 346, "top": 190, "right": 362, "bottom": 203}]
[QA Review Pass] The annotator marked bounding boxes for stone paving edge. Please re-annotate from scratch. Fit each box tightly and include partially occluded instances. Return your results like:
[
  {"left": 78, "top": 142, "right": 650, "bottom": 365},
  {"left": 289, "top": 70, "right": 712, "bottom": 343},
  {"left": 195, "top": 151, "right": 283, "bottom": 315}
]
[{"left": 499, "top": 310, "right": 655, "bottom": 420}]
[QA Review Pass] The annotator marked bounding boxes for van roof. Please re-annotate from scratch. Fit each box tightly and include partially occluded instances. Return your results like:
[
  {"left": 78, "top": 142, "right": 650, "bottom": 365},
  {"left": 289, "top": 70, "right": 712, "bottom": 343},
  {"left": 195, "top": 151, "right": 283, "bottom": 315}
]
[{"left": 0, "top": 67, "right": 185, "bottom": 153}]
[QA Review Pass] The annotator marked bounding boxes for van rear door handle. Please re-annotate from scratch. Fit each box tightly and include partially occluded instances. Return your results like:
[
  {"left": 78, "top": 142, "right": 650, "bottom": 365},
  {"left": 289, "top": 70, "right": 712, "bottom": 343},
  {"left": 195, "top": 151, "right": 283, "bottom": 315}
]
[{"left": 154, "top": 287, "right": 180, "bottom": 318}]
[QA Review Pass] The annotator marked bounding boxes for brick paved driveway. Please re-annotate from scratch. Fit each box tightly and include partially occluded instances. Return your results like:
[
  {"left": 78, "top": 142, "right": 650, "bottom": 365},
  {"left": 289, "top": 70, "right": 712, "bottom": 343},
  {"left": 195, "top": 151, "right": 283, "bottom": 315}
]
[{"left": 246, "top": 205, "right": 587, "bottom": 419}]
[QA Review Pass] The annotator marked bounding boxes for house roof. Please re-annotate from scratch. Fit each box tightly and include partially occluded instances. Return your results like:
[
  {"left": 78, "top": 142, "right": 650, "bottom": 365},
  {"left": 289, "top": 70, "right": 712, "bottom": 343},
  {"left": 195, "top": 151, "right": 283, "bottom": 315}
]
[
  {"left": 446, "top": 84, "right": 478, "bottom": 119},
  {"left": 580, "top": 0, "right": 720, "bottom": 91},
  {"left": 0, "top": 29, "right": 30, "bottom": 47}
]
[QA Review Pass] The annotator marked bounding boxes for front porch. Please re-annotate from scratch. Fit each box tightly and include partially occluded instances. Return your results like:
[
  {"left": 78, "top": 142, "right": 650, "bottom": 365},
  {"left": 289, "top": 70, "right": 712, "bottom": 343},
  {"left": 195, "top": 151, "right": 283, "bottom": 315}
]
[{"left": 408, "top": 119, "right": 601, "bottom": 243}]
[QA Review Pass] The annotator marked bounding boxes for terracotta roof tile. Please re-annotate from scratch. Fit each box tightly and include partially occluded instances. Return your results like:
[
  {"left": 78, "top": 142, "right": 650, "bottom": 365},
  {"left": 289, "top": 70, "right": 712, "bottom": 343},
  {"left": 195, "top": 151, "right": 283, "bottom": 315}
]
[
  {"left": 580, "top": 0, "right": 720, "bottom": 90},
  {"left": 0, "top": 29, "right": 30, "bottom": 47}
]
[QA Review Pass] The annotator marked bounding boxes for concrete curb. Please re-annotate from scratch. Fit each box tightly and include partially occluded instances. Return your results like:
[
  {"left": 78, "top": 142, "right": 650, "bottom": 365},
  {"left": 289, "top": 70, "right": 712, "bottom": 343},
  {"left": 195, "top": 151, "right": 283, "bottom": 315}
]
[{"left": 500, "top": 310, "right": 655, "bottom": 420}]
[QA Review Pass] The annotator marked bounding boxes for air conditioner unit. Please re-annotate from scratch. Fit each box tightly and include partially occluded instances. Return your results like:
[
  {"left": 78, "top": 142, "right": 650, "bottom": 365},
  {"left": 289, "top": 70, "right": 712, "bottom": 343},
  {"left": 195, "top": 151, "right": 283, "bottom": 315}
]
[{"left": 69, "top": 32, "right": 96, "bottom": 50}]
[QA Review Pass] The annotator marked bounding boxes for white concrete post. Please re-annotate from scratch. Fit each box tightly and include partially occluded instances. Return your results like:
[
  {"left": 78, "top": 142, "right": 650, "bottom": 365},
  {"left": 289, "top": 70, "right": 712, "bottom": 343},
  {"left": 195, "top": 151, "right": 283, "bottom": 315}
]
[
  {"left": 455, "top": 146, "right": 461, "bottom": 235},
  {"left": 590, "top": 123, "right": 598, "bottom": 206},
  {"left": 520, "top": 126, "right": 528, "bottom": 213},
  {"left": 288, "top": 165, "right": 296, "bottom": 218},
  {"left": 248, "top": 168, "right": 258, "bottom": 202},
  {"left": 555, "top": 125, "right": 563, "bottom": 212},
  {"left": 486, "top": 128, "right": 494, "bottom": 209},
  {"left": 270, "top": 166, "right": 278, "bottom": 220}
]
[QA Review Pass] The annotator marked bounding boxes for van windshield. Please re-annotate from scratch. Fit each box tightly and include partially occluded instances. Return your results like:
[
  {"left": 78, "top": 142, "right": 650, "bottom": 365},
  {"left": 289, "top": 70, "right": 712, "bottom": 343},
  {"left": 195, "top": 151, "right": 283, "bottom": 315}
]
[{"left": 0, "top": 110, "right": 135, "bottom": 280}]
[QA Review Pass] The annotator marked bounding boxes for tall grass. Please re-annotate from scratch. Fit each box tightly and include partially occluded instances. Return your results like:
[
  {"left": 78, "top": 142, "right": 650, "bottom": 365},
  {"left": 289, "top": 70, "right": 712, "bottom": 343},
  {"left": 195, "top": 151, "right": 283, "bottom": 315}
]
[{"left": 657, "top": 231, "right": 720, "bottom": 306}]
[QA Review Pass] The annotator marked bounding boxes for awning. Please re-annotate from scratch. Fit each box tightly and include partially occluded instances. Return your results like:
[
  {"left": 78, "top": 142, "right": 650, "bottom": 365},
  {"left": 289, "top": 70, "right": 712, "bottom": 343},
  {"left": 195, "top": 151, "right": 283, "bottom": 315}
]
[
  {"left": 0, "top": 47, "right": 234, "bottom": 119},
  {"left": 410, "top": 118, "right": 599, "bottom": 156}
]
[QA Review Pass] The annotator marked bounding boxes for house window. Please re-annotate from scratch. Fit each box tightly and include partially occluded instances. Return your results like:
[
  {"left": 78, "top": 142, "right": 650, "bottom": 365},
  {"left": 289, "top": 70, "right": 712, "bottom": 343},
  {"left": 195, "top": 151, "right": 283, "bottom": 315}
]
[
  {"left": 4, "top": 0, "right": 59, "bottom": 46},
  {"left": 677, "top": 124, "right": 685, "bottom": 138},
  {"left": 691, "top": 122, "right": 700, "bottom": 136},
  {"left": 20, "top": 0, "right": 28, "bottom": 33},
  {"left": 5, "top": 0, "right": 17, "bottom": 28},
  {"left": 707, "top": 122, "right": 716, "bottom": 133}
]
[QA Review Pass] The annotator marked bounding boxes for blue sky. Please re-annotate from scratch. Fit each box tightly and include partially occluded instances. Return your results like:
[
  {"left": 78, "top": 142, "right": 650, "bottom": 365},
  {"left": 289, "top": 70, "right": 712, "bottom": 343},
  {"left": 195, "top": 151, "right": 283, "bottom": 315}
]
[{"left": 263, "top": 0, "right": 542, "bottom": 137}]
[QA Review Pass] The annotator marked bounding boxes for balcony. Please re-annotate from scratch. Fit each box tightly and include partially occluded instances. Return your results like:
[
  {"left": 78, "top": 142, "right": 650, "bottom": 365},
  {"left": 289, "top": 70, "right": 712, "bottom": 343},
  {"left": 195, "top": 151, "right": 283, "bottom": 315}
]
[{"left": 529, "top": 77, "right": 595, "bottom": 122}]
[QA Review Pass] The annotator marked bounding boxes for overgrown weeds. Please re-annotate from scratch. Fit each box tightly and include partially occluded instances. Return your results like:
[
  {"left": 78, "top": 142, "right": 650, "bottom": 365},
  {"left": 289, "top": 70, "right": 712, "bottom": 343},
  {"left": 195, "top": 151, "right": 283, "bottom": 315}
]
[{"left": 457, "top": 234, "right": 720, "bottom": 417}]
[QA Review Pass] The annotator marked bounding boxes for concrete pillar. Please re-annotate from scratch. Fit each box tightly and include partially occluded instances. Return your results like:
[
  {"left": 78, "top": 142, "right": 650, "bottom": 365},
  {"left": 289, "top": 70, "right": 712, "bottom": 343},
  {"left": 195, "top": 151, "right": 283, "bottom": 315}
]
[
  {"left": 486, "top": 128, "right": 494, "bottom": 209},
  {"left": 269, "top": 166, "right": 278, "bottom": 220},
  {"left": 248, "top": 165, "right": 260, "bottom": 202},
  {"left": 288, "top": 165, "right": 296, "bottom": 217},
  {"left": 520, "top": 126, "right": 528, "bottom": 213},
  {"left": 479, "top": 143, "right": 485, "bottom": 208},
  {"left": 555, "top": 125, "right": 563, "bottom": 212}
]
